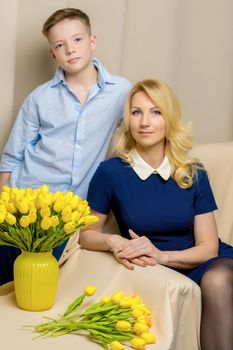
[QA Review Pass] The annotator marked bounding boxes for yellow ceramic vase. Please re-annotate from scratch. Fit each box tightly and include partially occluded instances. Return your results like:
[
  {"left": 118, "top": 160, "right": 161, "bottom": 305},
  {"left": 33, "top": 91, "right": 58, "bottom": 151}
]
[{"left": 14, "top": 251, "right": 59, "bottom": 311}]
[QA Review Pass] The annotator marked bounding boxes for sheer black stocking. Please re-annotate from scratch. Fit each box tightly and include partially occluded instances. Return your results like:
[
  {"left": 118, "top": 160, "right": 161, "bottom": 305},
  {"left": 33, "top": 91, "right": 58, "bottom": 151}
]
[{"left": 200, "top": 257, "right": 233, "bottom": 350}]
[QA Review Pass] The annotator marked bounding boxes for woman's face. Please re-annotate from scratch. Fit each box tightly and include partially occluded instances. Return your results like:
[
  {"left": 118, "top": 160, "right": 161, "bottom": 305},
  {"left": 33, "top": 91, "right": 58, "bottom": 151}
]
[{"left": 129, "top": 91, "right": 166, "bottom": 152}]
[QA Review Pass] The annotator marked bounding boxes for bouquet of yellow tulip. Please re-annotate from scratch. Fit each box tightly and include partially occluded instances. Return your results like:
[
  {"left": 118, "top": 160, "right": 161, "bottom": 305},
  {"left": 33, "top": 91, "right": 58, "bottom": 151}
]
[
  {"left": 0, "top": 185, "right": 98, "bottom": 252},
  {"left": 26, "top": 286, "right": 156, "bottom": 350}
]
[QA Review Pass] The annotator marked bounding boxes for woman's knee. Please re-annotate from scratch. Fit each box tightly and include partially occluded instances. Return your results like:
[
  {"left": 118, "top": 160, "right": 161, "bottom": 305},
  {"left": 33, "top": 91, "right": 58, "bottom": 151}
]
[{"left": 200, "top": 263, "right": 233, "bottom": 297}]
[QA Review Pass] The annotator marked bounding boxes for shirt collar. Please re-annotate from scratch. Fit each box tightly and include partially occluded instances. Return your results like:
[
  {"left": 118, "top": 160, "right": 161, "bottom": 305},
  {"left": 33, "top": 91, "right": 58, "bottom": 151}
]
[
  {"left": 129, "top": 149, "right": 171, "bottom": 181},
  {"left": 51, "top": 57, "right": 115, "bottom": 89}
]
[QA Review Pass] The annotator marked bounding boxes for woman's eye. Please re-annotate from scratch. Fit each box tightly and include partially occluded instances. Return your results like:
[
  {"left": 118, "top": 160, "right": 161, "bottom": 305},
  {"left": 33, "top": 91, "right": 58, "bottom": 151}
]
[
  {"left": 152, "top": 110, "right": 161, "bottom": 116},
  {"left": 131, "top": 110, "right": 141, "bottom": 116}
]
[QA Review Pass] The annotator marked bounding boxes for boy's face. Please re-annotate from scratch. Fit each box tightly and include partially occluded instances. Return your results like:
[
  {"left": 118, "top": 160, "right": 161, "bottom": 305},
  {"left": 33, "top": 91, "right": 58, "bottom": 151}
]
[{"left": 48, "top": 18, "right": 96, "bottom": 75}]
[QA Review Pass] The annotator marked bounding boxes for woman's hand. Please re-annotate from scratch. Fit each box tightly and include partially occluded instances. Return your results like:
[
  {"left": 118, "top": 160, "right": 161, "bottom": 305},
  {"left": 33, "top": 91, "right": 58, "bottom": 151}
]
[
  {"left": 117, "top": 229, "right": 165, "bottom": 265},
  {"left": 106, "top": 234, "right": 157, "bottom": 269}
]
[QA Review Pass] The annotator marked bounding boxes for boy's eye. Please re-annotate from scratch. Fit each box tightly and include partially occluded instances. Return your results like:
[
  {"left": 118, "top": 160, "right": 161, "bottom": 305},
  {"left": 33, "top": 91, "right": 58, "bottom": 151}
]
[
  {"left": 55, "top": 43, "right": 64, "bottom": 49},
  {"left": 74, "top": 37, "right": 82, "bottom": 42}
]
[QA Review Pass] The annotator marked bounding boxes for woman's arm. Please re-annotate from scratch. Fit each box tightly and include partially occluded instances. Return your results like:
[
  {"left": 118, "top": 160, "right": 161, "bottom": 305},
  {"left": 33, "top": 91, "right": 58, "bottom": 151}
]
[
  {"left": 162, "top": 212, "right": 218, "bottom": 268},
  {"left": 79, "top": 211, "right": 121, "bottom": 251},
  {"left": 117, "top": 212, "right": 219, "bottom": 269},
  {"left": 79, "top": 210, "right": 157, "bottom": 269}
]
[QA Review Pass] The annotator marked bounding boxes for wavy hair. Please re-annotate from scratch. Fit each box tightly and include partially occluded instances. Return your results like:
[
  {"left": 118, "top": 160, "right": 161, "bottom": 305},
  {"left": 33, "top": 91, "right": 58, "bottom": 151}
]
[{"left": 108, "top": 79, "right": 201, "bottom": 188}]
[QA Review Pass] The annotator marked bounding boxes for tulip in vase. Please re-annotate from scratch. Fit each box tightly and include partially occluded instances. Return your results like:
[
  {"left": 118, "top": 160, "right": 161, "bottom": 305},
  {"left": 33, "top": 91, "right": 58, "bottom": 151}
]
[{"left": 0, "top": 185, "right": 98, "bottom": 311}]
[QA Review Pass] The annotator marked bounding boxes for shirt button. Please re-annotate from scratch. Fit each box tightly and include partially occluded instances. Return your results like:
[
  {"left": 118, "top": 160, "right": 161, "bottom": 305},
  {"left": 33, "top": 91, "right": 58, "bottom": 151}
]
[{"left": 76, "top": 144, "right": 80, "bottom": 150}]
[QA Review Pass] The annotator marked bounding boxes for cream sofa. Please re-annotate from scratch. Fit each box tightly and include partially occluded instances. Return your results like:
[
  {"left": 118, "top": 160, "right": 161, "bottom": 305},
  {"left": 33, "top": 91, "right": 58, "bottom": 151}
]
[{"left": 0, "top": 142, "right": 232, "bottom": 350}]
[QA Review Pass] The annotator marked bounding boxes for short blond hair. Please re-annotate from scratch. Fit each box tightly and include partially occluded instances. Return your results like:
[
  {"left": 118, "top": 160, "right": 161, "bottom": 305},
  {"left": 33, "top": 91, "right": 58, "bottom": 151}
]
[
  {"left": 42, "top": 8, "right": 91, "bottom": 37},
  {"left": 109, "top": 79, "right": 200, "bottom": 189}
]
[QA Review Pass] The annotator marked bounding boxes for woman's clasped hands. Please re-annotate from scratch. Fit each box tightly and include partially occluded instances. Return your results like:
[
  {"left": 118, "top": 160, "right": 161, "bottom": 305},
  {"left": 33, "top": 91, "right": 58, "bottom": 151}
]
[{"left": 107, "top": 229, "right": 165, "bottom": 270}]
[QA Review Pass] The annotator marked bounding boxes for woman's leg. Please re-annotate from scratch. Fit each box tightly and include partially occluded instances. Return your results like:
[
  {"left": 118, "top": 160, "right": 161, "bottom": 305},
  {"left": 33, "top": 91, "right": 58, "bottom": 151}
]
[{"left": 200, "top": 257, "right": 233, "bottom": 350}]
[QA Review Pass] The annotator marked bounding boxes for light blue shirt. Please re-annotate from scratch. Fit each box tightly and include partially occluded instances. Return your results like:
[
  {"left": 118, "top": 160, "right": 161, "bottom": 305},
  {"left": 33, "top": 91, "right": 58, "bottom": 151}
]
[{"left": 0, "top": 58, "right": 131, "bottom": 199}]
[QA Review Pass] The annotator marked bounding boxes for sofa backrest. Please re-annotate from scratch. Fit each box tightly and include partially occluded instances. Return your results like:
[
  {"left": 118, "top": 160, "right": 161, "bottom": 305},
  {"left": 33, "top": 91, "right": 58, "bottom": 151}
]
[{"left": 192, "top": 142, "right": 233, "bottom": 245}]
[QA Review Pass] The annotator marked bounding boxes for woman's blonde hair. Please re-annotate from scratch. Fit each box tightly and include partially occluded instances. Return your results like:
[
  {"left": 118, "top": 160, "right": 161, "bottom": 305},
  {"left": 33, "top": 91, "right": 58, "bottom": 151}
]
[{"left": 108, "top": 79, "right": 200, "bottom": 189}]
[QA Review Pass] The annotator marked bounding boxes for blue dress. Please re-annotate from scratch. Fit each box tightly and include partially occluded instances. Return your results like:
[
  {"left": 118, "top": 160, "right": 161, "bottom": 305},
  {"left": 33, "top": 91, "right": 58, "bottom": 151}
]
[{"left": 87, "top": 157, "right": 233, "bottom": 285}]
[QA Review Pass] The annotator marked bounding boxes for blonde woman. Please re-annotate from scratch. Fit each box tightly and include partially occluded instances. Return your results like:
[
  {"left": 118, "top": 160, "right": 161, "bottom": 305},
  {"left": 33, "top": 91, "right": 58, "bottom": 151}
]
[{"left": 79, "top": 79, "right": 233, "bottom": 350}]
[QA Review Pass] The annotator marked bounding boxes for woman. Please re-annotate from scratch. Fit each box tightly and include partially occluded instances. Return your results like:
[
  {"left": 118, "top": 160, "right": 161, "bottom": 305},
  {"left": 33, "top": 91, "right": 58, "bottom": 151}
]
[{"left": 79, "top": 79, "right": 233, "bottom": 350}]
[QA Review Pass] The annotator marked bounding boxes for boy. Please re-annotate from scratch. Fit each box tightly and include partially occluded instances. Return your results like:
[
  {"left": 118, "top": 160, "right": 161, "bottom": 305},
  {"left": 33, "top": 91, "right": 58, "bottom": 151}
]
[
  {"left": 0, "top": 7, "right": 131, "bottom": 198},
  {"left": 0, "top": 8, "right": 131, "bottom": 285}
]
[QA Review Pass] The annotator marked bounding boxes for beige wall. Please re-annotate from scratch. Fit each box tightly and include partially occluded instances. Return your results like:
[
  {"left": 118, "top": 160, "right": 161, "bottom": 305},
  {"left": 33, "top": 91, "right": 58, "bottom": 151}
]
[{"left": 1, "top": 0, "right": 233, "bottom": 154}]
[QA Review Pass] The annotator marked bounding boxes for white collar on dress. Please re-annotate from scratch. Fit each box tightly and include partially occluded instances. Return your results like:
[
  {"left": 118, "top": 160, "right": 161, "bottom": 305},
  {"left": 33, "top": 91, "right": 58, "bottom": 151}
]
[{"left": 129, "top": 149, "right": 171, "bottom": 181}]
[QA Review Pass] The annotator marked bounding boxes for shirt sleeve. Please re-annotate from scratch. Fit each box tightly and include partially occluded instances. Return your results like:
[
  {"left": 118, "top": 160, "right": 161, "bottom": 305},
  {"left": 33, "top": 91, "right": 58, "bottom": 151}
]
[
  {"left": 194, "top": 169, "right": 218, "bottom": 215},
  {"left": 87, "top": 162, "right": 113, "bottom": 215},
  {"left": 0, "top": 93, "right": 40, "bottom": 172}
]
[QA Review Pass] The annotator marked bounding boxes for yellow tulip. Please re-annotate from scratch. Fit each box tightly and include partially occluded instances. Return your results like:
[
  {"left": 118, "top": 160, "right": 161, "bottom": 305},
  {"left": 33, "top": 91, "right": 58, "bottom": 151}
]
[
  {"left": 17, "top": 201, "right": 29, "bottom": 214},
  {"left": 130, "top": 337, "right": 146, "bottom": 350},
  {"left": 69, "top": 196, "right": 80, "bottom": 209},
  {"left": 101, "top": 296, "right": 111, "bottom": 303},
  {"left": 83, "top": 207, "right": 91, "bottom": 216},
  {"left": 132, "top": 308, "right": 145, "bottom": 319},
  {"left": 62, "top": 212, "right": 72, "bottom": 223},
  {"left": 71, "top": 210, "right": 82, "bottom": 222},
  {"left": 131, "top": 294, "right": 141, "bottom": 306},
  {"left": 115, "top": 320, "right": 132, "bottom": 332},
  {"left": 7, "top": 202, "right": 17, "bottom": 214},
  {"left": 29, "top": 202, "right": 37, "bottom": 212},
  {"left": 63, "top": 192, "right": 73, "bottom": 203},
  {"left": 53, "top": 201, "right": 65, "bottom": 213},
  {"left": 41, "top": 217, "right": 51, "bottom": 230},
  {"left": 119, "top": 297, "right": 134, "bottom": 308},
  {"left": 62, "top": 205, "right": 72, "bottom": 216},
  {"left": 0, "top": 204, "right": 7, "bottom": 214},
  {"left": 0, "top": 192, "right": 10, "bottom": 202},
  {"left": 51, "top": 191, "right": 63, "bottom": 203},
  {"left": 50, "top": 215, "right": 59, "bottom": 227},
  {"left": 140, "top": 332, "right": 156, "bottom": 344},
  {"left": 84, "top": 285, "right": 97, "bottom": 296},
  {"left": 77, "top": 218, "right": 84, "bottom": 226},
  {"left": 133, "top": 322, "right": 149, "bottom": 335},
  {"left": 137, "top": 316, "right": 152, "bottom": 327},
  {"left": 1, "top": 186, "right": 11, "bottom": 193},
  {"left": 140, "top": 306, "right": 151, "bottom": 316},
  {"left": 19, "top": 215, "right": 31, "bottom": 228},
  {"left": 35, "top": 194, "right": 48, "bottom": 209},
  {"left": 5, "top": 213, "right": 16, "bottom": 225},
  {"left": 28, "top": 211, "right": 37, "bottom": 223},
  {"left": 39, "top": 184, "right": 49, "bottom": 193},
  {"left": 77, "top": 201, "right": 88, "bottom": 213},
  {"left": 40, "top": 205, "right": 51, "bottom": 218},
  {"left": 81, "top": 215, "right": 99, "bottom": 226},
  {"left": 110, "top": 340, "right": 125, "bottom": 350},
  {"left": 64, "top": 222, "right": 76, "bottom": 234},
  {"left": 112, "top": 291, "right": 124, "bottom": 304}
]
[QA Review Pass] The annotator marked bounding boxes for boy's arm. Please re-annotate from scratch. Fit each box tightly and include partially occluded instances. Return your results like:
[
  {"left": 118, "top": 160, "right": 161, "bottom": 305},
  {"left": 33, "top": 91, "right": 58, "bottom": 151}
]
[
  {"left": 0, "top": 172, "right": 11, "bottom": 191},
  {"left": 0, "top": 93, "right": 40, "bottom": 174}
]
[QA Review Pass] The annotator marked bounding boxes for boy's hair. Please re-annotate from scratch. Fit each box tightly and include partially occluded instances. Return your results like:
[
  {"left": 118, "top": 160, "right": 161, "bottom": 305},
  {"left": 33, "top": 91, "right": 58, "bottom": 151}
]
[{"left": 42, "top": 8, "right": 91, "bottom": 37}]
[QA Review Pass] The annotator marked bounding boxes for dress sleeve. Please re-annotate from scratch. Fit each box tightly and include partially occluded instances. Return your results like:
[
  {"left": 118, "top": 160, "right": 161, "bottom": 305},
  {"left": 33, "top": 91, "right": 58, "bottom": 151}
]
[
  {"left": 194, "top": 169, "right": 218, "bottom": 215},
  {"left": 87, "top": 162, "right": 113, "bottom": 215}
]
